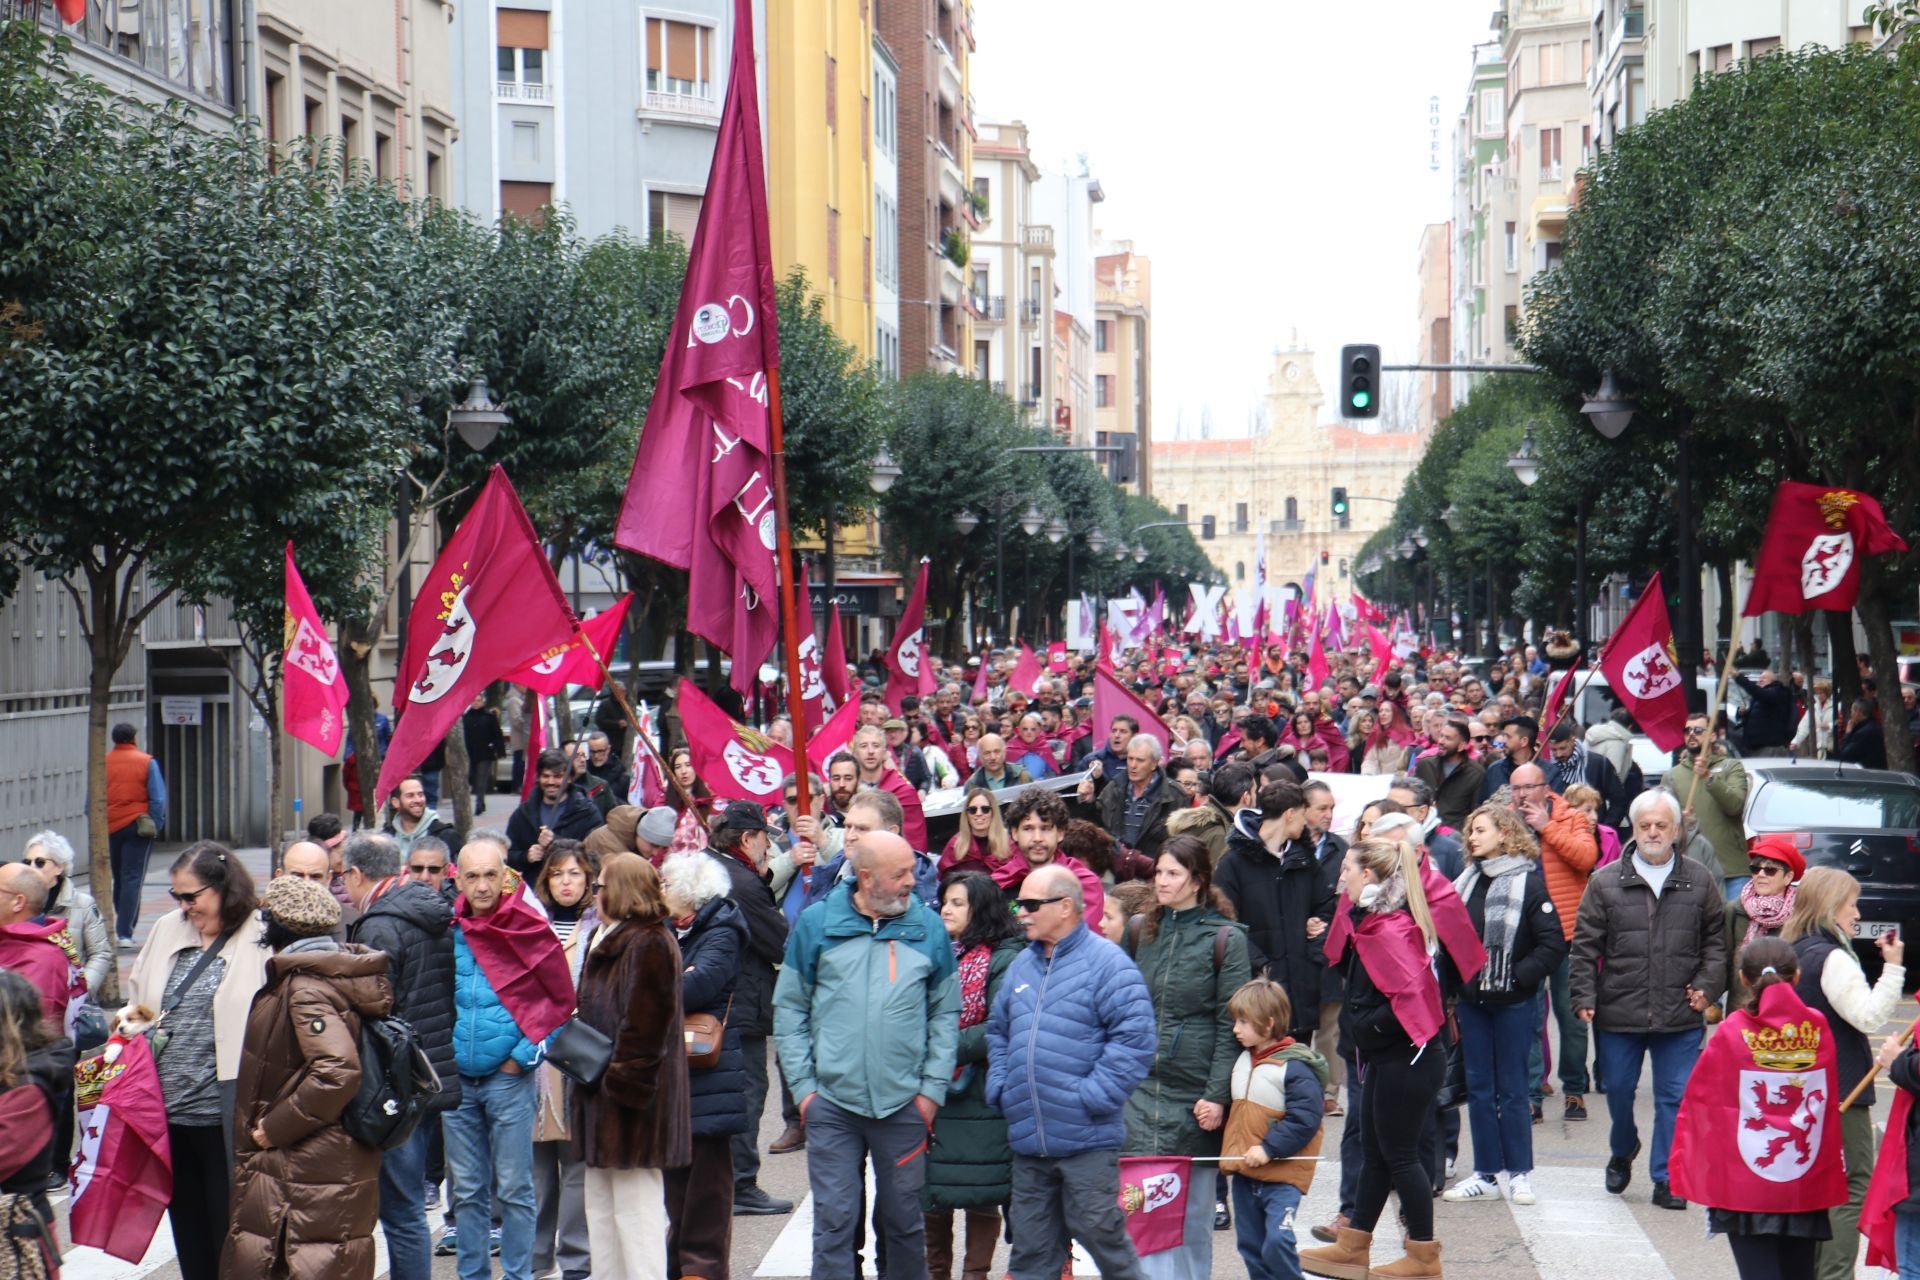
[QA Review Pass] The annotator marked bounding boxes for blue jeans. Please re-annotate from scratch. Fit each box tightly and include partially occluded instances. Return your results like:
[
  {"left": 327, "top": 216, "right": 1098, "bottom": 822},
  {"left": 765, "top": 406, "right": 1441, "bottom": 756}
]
[
  {"left": 1896, "top": 1209, "right": 1920, "bottom": 1279},
  {"left": 1592, "top": 1027, "right": 1702, "bottom": 1183},
  {"left": 1231, "top": 1177, "right": 1302, "bottom": 1280},
  {"left": 444, "top": 1069, "right": 536, "bottom": 1280},
  {"left": 378, "top": 1121, "right": 432, "bottom": 1280},
  {"left": 1458, "top": 1000, "right": 1535, "bottom": 1176},
  {"left": 108, "top": 822, "right": 154, "bottom": 941},
  {"left": 1724, "top": 875, "right": 1751, "bottom": 903}
]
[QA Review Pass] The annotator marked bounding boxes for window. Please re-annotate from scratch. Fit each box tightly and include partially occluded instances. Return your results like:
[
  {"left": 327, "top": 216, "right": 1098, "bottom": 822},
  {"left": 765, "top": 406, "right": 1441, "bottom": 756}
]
[
  {"left": 648, "top": 190, "right": 704, "bottom": 243},
  {"left": 1236, "top": 562, "right": 1246, "bottom": 582},
  {"left": 1480, "top": 86, "right": 1504, "bottom": 129},
  {"left": 69, "top": 0, "right": 233, "bottom": 105},
  {"left": 375, "top": 131, "right": 395, "bottom": 181},
  {"left": 972, "top": 268, "right": 988, "bottom": 302},
  {"left": 1235, "top": 502, "right": 1249, "bottom": 533},
  {"left": 1504, "top": 221, "right": 1518, "bottom": 273},
  {"left": 1539, "top": 43, "right": 1564, "bottom": 84},
  {"left": 645, "top": 17, "right": 713, "bottom": 98},
  {"left": 1627, "top": 64, "right": 1647, "bottom": 126},
  {"left": 1284, "top": 496, "right": 1298, "bottom": 524},
  {"left": 1581, "top": 124, "right": 1592, "bottom": 162},
  {"left": 876, "top": 323, "right": 900, "bottom": 380},
  {"left": 1176, "top": 503, "right": 1188, "bottom": 522},
  {"left": 872, "top": 69, "right": 896, "bottom": 158},
  {"left": 1710, "top": 44, "right": 1734, "bottom": 74},
  {"left": 1504, "top": 304, "right": 1519, "bottom": 343},
  {"left": 825, "top": 54, "right": 837, "bottom": 129},
  {"left": 1750, "top": 780, "right": 1920, "bottom": 831},
  {"left": 1095, "top": 374, "right": 1114, "bottom": 407},
  {"left": 500, "top": 180, "right": 552, "bottom": 223},
  {"left": 1095, "top": 320, "right": 1113, "bottom": 353},
  {"left": 973, "top": 175, "right": 990, "bottom": 213},
  {"left": 497, "top": 8, "right": 549, "bottom": 99},
  {"left": 1747, "top": 37, "right": 1780, "bottom": 61},
  {"left": 1543, "top": 241, "right": 1564, "bottom": 270},
  {"left": 874, "top": 192, "right": 898, "bottom": 288},
  {"left": 1539, "top": 127, "right": 1562, "bottom": 177},
  {"left": 426, "top": 149, "right": 446, "bottom": 203},
  {"left": 827, "top": 206, "right": 840, "bottom": 280}
]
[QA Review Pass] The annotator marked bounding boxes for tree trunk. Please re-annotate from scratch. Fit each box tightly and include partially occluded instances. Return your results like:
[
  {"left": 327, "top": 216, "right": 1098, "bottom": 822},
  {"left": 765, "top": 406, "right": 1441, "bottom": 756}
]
[
  {"left": 1857, "top": 567, "right": 1915, "bottom": 773},
  {"left": 265, "top": 680, "right": 284, "bottom": 848},
  {"left": 85, "top": 626, "right": 117, "bottom": 945},
  {"left": 444, "top": 721, "right": 473, "bottom": 839},
  {"left": 1714, "top": 559, "right": 1734, "bottom": 661},
  {"left": 1793, "top": 613, "right": 1817, "bottom": 687},
  {"left": 341, "top": 614, "right": 384, "bottom": 817},
  {"left": 1825, "top": 609, "right": 1861, "bottom": 702}
]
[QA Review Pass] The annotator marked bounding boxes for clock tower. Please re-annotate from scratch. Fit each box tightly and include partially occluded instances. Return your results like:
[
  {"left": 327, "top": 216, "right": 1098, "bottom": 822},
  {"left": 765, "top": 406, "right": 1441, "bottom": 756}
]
[{"left": 1264, "top": 340, "right": 1326, "bottom": 444}]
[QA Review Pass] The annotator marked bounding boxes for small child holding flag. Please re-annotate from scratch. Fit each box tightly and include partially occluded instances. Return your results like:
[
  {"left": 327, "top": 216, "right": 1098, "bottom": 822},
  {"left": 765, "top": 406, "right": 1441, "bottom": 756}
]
[{"left": 1221, "top": 978, "right": 1328, "bottom": 1280}]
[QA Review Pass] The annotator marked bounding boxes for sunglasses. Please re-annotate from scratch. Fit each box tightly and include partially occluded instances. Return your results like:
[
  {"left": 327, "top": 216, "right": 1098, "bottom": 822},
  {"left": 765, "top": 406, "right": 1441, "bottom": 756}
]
[
  {"left": 1685, "top": 726, "right": 1708, "bottom": 736},
  {"left": 409, "top": 863, "right": 445, "bottom": 875},
  {"left": 1748, "top": 862, "right": 1788, "bottom": 877},
  {"left": 783, "top": 794, "right": 802, "bottom": 805},
  {"left": 1013, "top": 895, "right": 1068, "bottom": 913},
  {"left": 24, "top": 857, "right": 54, "bottom": 869},
  {"left": 169, "top": 885, "right": 213, "bottom": 904},
  {"left": 966, "top": 804, "right": 993, "bottom": 815}
]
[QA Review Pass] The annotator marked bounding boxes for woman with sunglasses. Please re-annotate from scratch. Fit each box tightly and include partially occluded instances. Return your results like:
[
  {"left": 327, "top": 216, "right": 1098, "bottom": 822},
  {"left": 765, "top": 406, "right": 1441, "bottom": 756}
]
[
  {"left": 940, "top": 788, "right": 1015, "bottom": 880},
  {"left": 527, "top": 840, "right": 600, "bottom": 1280},
  {"left": 21, "top": 831, "right": 110, "bottom": 997},
  {"left": 1720, "top": 835, "right": 1804, "bottom": 1011},
  {"left": 121, "top": 842, "right": 268, "bottom": 1280}
]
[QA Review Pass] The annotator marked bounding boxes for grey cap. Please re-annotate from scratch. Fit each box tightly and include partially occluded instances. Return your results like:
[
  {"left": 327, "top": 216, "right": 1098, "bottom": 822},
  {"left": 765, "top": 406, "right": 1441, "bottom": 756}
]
[{"left": 637, "top": 805, "right": 678, "bottom": 847}]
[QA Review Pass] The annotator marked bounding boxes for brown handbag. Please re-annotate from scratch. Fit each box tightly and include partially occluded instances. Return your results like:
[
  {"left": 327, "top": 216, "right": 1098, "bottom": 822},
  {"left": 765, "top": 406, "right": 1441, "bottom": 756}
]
[{"left": 683, "top": 994, "right": 733, "bottom": 1070}]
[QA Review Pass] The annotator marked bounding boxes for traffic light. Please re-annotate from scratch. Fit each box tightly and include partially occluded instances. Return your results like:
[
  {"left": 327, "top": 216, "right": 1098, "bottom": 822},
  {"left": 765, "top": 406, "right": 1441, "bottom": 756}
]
[
  {"left": 1201, "top": 514, "right": 1216, "bottom": 541},
  {"left": 1340, "top": 344, "right": 1380, "bottom": 419},
  {"left": 1331, "top": 486, "right": 1350, "bottom": 528}
]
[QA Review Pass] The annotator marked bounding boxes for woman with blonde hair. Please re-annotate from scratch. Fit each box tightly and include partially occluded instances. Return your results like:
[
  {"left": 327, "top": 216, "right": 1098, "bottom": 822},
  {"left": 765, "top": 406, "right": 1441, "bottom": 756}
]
[
  {"left": 1301, "top": 838, "right": 1455, "bottom": 1279},
  {"left": 938, "top": 787, "right": 1014, "bottom": 879},
  {"left": 1345, "top": 710, "right": 1377, "bottom": 777},
  {"left": 1443, "top": 804, "right": 1566, "bottom": 1208},
  {"left": 1783, "top": 865, "right": 1906, "bottom": 1280}
]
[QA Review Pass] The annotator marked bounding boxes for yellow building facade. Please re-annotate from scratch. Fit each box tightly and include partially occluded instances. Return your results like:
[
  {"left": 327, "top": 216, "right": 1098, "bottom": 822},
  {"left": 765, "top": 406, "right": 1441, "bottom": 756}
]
[
  {"left": 1152, "top": 346, "right": 1427, "bottom": 602},
  {"left": 766, "top": 0, "right": 875, "bottom": 358}
]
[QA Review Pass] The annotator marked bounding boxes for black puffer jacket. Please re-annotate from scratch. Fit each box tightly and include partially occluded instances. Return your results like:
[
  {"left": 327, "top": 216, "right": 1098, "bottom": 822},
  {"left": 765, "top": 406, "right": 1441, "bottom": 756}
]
[
  {"left": 347, "top": 879, "right": 460, "bottom": 1110},
  {"left": 674, "top": 894, "right": 750, "bottom": 1138},
  {"left": 1212, "top": 814, "right": 1334, "bottom": 1037},
  {"left": 718, "top": 849, "right": 789, "bottom": 1038}
]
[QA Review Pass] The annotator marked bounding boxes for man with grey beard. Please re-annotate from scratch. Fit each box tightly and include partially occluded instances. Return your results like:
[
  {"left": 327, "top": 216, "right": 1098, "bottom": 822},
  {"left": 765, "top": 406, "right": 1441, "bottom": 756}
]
[{"left": 775, "top": 829, "right": 959, "bottom": 1278}]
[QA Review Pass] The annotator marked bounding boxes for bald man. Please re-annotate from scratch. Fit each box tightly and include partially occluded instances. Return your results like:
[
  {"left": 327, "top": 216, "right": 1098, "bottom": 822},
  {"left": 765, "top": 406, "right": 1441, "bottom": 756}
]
[
  {"left": 280, "top": 839, "right": 354, "bottom": 934},
  {"left": 965, "top": 732, "right": 1032, "bottom": 791},
  {"left": 774, "top": 829, "right": 958, "bottom": 1277},
  {"left": 0, "top": 862, "right": 71, "bottom": 1023}
]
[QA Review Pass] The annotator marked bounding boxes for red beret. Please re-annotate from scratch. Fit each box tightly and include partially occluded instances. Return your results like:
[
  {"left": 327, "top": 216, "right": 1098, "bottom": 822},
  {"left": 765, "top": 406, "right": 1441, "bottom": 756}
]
[{"left": 1747, "top": 833, "right": 1807, "bottom": 883}]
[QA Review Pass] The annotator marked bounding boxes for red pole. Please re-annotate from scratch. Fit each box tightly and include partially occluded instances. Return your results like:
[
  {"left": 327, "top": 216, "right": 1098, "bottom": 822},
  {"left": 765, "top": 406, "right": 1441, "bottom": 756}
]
[{"left": 764, "top": 365, "right": 812, "bottom": 820}]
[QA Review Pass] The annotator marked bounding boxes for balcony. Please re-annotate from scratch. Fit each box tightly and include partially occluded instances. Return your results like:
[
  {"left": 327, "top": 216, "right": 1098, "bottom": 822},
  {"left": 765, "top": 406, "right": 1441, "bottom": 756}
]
[
  {"left": 976, "top": 294, "right": 1005, "bottom": 322},
  {"left": 935, "top": 37, "right": 961, "bottom": 108},
  {"left": 938, "top": 253, "right": 965, "bottom": 304},
  {"left": 1023, "top": 224, "right": 1054, "bottom": 255},
  {"left": 1021, "top": 298, "right": 1044, "bottom": 323},
  {"left": 497, "top": 80, "right": 551, "bottom": 102},
  {"left": 936, "top": 140, "right": 965, "bottom": 208},
  {"left": 638, "top": 89, "right": 719, "bottom": 123},
  {"left": 962, "top": 5, "right": 977, "bottom": 51}
]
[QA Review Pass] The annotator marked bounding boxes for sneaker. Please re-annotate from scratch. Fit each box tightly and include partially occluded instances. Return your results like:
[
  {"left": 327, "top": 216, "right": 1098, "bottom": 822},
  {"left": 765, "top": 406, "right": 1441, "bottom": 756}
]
[
  {"left": 1443, "top": 1173, "right": 1501, "bottom": 1202},
  {"left": 1509, "top": 1173, "right": 1536, "bottom": 1205},
  {"left": 117, "top": 935, "right": 138, "bottom": 951},
  {"left": 1323, "top": 1091, "right": 1343, "bottom": 1116},
  {"left": 733, "top": 1183, "right": 794, "bottom": 1216},
  {"left": 424, "top": 1182, "right": 441, "bottom": 1210},
  {"left": 434, "top": 1226, "right": 459, "bottom": 1257},
  {"left": 488, "top": 1228, "right": 502, "bottom": 1255},
  {"left": 1213, "top": 1198, "right": 1230, "bottom": 1231},
  {"left": 1564, "top": 1094, "right": 1587, "bottom": 1121},
  {"left": 1445, "top": 1157, "right": 1456, "bottom": 1180}
]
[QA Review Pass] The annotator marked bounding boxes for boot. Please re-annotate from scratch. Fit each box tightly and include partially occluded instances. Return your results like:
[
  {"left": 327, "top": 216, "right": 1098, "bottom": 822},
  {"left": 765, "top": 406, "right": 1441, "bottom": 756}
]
[
  {"left": 769, "top": 1120, "right": 806, "bottom": 1154},
  {"left": 1298, "top": 1227, "right": 1373, "bottom": 1280},
  {"left": 959, "top": 1209, "right": 999, "bottom": 1280},
  {"left": 924, "top": 1211, "right": 954, "bottom": 1280},
  {"left": 1370, "top": 1238, "right": 1443, "bottom": 1278}
]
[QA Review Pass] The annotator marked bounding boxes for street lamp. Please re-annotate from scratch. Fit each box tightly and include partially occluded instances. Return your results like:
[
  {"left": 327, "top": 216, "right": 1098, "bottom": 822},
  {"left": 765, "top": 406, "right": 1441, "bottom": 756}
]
[
  {"left": 1019, "top": 503, "right": 1045, "bottom": 537},
  {"left": 953, "top": 509, "right": 980, "bottom": 536},
  {"left": 1507, "top": 425, "right": 1541, "bottom": 487},
  {"left": 1410, "top": 528, "right": 1429, "bottom": 549},
  {"left": 1132, "top": 544, "right": 1148, "bottom": 564},
  {"left": 1045, "top": 516, "right": 1068, "bottom": 544},
  {"left": 1087, "top": 528, "right": 1107, "bottom": 555},
  {"left": 869, "top": 442, "right": 903, "bottom": 493},
  {"left": 449, "top": 376, "right": 509, "bottom": 453},
  {"left": 1580, "top": 370, "right": 1637, "bottom": 440},
  {"left": 1442, "top": 504, "right": 1461, "bottom": 531}
]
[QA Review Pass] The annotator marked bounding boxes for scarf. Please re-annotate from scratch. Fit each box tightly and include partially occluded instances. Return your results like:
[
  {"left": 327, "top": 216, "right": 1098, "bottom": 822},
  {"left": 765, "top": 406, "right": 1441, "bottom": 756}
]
[
  {"left": 1548, "top": 740, "right": 1588, "bottom": 790},
  {"left": 1454, "top": 854, "right": 1532, "bottom": 993},
  {"left": 1740, "top": 880, "right": 1797, "bottom": 947},
  {"left": 456, "top": 889, "right": 575, "bottom": 1043},
  {"left": 955, "top": 943, "right": 992, "bottom": 1031}
]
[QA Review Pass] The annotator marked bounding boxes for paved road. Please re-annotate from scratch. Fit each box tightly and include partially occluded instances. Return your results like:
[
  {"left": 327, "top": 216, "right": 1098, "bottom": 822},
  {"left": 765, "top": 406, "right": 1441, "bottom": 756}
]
[{"left": 55, "top": 846, "right": 1911, "bottom": 1278}]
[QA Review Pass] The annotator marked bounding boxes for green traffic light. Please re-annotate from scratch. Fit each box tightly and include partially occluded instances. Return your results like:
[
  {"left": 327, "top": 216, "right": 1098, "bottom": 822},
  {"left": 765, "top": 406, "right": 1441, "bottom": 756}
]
[{"left": 1350, "top": 391, "right": 1370, "bottom": 409}]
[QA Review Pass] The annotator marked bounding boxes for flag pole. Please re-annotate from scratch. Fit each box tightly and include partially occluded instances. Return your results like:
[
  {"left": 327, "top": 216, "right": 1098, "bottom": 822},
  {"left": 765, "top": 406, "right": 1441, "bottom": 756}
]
[
  {"left": 764, "top": 366, "right": 814, "bottom": 820},
  {"left": 1685, "top": 576, "right": 1747, "bottom": 816},
  {"left": 1539, "top": 658, "right": 1602, "bottom": 745},
  {"left": 1842, "top": 1011, "right": 1920, "bottom": 1111},
  {"left": 574, "top": 629, "right": 702, "bottom": 818}
]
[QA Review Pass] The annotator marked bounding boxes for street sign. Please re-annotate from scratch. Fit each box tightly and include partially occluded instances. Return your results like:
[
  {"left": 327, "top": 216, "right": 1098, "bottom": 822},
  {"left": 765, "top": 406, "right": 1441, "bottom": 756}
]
[{"left": 159, "top": 696, "right": 202, "bottom": 726}]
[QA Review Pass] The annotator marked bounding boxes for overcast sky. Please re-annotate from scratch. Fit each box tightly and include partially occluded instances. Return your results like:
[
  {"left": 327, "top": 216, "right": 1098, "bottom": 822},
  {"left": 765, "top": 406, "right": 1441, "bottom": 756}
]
[{"left": 968, "top": 0, "right": 1501, "bottom": 441}]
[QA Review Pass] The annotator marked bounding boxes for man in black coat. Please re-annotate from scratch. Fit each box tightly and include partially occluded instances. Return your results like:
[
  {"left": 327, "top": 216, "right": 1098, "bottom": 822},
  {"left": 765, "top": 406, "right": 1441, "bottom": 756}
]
[
  {"left": 504, "top": 748, "right": 605, "bottom": 873},
  {"left": 1836, "top": 698, "right": 1888, "bottom": 770},
  {"left": 710, "top": 802, "right": 795, "bottom": 1217},
  {"left": 1733, "top": 668, "right": 1798, "bottom": 757},
  {"left": 1211, "top": 779, "right": 1335, "bottom": 1041},
  {"left": 341, "top": 831, "right": 458, "bottom": 1280},
  {"left": 461, "top": 696, "right": 507, "bottom": 815},
  {"left": 1543, "top": 721, "right": 1630, "bottom": 832}
]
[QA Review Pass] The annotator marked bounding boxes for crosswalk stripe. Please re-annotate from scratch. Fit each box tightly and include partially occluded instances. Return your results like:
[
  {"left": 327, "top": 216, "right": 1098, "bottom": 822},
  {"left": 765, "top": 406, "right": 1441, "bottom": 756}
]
[{"left": 1504, "top": 1168, "right": 1675, "bottom": 1279}]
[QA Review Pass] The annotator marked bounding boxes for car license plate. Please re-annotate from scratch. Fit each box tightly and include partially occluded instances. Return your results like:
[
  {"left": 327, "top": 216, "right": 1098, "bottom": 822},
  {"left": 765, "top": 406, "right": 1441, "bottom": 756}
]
[{"left": 1854, "top": 920, "right": 1898, "bottom": 940}]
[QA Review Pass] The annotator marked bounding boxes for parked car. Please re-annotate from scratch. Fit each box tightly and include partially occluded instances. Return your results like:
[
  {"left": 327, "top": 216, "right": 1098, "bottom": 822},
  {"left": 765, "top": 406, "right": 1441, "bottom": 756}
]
[{"left": 1742, "top": 759, "right": 1920, "bottom": 984}]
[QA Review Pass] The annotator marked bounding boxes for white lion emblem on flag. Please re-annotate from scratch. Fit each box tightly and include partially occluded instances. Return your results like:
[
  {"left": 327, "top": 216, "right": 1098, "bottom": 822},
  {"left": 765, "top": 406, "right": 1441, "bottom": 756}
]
[
  {"left": 1737, "top": 1068, "right": 1828, "bottom": 1182},
  {"left": 1800, "top": 533, "right": 1854, "bottom": 600},
  {"left": 896, "top": 630, "right": 923, "bottom": 678},
  {"left": 1622, "top": 642, "right": 1680, "bottom": 700},
  {"left": 722, "top": 739, "right": 781, "bottom": 797},
  {"left": 412, "top": 588, "right": 475, "bottom": 704},
  {"left": 796, "top": 633, "right": 825, "bottom": 701}
]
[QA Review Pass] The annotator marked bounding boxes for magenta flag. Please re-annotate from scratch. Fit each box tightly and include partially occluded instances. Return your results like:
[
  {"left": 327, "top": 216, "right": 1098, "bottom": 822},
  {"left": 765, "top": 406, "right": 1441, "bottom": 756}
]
[
  {"left": 971, "top": 649, "right": 989, "bottom": 702},
  {"left": 1306, "top": 610, "right": 1330, "bottom": 692},
  {"left": 379, "top": 467, "right": 578, "bottom": 805},
  {"left": 1010, "top": 643, "right": 1046, "bottom": 698},
  {"left": 1367, "top": 623, "right": 1394, "bottom": 684},
  {"left": 675, "top": 677, "right": 792, "bottom": 804},
  {"left": 69, "top": 1035, "right": 172, "bottom": 1262},
  {"left": 806, "top": 696, "right": 860, "bottom": 775},
  {"left": 506, "top": 594, "right": 633, "bottom": 694},
  {"left": 614, "top": 0, "right": 781, "bottom": 695},
  {"left": 1118, "top": 1156, "right": 1192, "bottom": 1256},
  {"left": 885, "top": 559, "right": 936, "bottom": 711},
  {"left": 822, "top": 602, "right": 852, "bottom": 709},
  {"left": 520, "top": 692, "right": 549, "bottom": 802},
  {"left": 795, "top": 626, "right": 828, "bottom": 734},
  {"left": 282, "top": 542, "right": 348, "bottom": 756},
  {"left": 1092, "top": 664, "right": 1170, "bottom": 756}
]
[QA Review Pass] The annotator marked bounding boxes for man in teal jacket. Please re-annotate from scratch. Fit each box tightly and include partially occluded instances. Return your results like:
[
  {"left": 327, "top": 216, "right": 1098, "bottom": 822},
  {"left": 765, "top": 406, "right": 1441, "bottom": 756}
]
[{"left": 775, "top": 830, "right": 959, "bottom": 1278}]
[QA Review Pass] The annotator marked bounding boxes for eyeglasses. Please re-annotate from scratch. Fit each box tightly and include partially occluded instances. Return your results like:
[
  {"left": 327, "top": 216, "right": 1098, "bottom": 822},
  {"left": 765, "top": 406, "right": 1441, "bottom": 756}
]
[
  {"left": 169, "top": 885, "right": 213, "bottom": 904},
  {"left": 24, "top": 857, "right": 53, "bottom": 869},
  {"left": 1012, "top": 895, "right": 1068, "bottom": 913},
  {"left": 966, "top": 804, "right": 993, "bottom": 815},
  {"left": 1748, "top": 862, "right": 1788, "bottom": 877}
]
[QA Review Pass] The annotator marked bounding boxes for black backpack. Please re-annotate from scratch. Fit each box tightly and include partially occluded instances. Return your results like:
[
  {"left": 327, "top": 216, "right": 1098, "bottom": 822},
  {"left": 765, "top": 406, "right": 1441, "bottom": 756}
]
[{"left": 340, "top": 1013, "right": 442, "bottom": 1151}]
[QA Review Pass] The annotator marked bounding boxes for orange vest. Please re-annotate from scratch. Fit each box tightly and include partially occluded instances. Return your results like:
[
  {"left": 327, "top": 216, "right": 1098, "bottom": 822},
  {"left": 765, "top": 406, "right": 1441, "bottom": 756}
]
[{"left": 106, "top": 743, "right": 153, "bottom": 833}]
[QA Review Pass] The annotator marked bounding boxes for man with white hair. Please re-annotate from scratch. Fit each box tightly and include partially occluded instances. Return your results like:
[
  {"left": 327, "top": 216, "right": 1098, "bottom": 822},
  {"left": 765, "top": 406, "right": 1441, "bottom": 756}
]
[
  {"left": 1569, "top": 788, "right": 1726, "bottom": 1211},
  {"left": 774, "top": 830, "right": 958, "bottom": 1277},
  {"left": 1095, "top": 733, "right": 1177, "bottom": 859}
]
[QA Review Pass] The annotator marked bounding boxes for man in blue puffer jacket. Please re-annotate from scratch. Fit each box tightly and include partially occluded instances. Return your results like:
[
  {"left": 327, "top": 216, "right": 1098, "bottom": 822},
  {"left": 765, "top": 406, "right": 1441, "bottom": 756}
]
[{"left": 988, "top": 863, "right": 1156, "bottom": 1280}]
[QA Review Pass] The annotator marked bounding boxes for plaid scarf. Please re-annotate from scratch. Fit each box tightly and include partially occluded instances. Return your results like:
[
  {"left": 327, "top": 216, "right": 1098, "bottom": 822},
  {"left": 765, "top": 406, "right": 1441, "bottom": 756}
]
[
  {"left": 1454, "top": 854, "right": 1532, "bottom": 994},
  {"left": 1548, "top": 740, "right": 1588, "bottom": 791}
]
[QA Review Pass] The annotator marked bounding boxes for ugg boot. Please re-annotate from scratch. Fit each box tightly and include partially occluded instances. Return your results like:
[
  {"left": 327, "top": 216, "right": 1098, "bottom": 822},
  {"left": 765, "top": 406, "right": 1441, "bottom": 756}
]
[
  {"left": 924, "top": 1211, "right": 954, "bottom": 1279},
  {"left": 1298, "top": 1227, "right": 1374, "bottom": 1280},
  {"left": 959, "top": 1208, "right": 999, "bottom": 1280},
  {"left": 1370, "top": 1238, "right": 1443, "bottom": 1278}
]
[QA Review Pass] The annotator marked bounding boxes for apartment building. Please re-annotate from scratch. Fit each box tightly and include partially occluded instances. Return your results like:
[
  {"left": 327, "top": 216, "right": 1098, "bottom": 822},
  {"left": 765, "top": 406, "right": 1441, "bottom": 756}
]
[
  {"left": 1034, "top": 159, "right": 1102, "bottom": 449},
  {"left": 971, "top": 121, "right": 1057, "bottom": 424},
  {"left": 1093, "top": 241, "right": 1151, "bottom": 495},
  {"left": 1448, "top": 41, "right": 1511, "bottom": 392}
]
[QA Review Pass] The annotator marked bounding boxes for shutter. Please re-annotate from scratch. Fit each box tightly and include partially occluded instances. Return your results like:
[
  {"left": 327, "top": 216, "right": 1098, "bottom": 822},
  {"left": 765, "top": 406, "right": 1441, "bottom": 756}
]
[
  {"left": 666, "top": 192, "right": 703, "bottom": 244},
  {"left": 645, "top": 17, "right": 661, "bottom": 72},
  {"left": 666, "top": 20, "right": 697, "bottom": 83},
  {"left": 497, "top": 8, "right": 548, "bottom": 50}
]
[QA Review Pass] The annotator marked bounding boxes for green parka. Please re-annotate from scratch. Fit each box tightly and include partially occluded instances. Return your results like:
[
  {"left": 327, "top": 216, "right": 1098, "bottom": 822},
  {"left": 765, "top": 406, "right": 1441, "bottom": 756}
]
[
  {"left": 923, "top": 937, "right": 1024, "bottom": 1210},
  {"left": 1122, "top": 904, "right": 1252, "bottom": 1157},
  {"left": 1661, "top": 747, "right": 1750, "bottom": 879}
]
